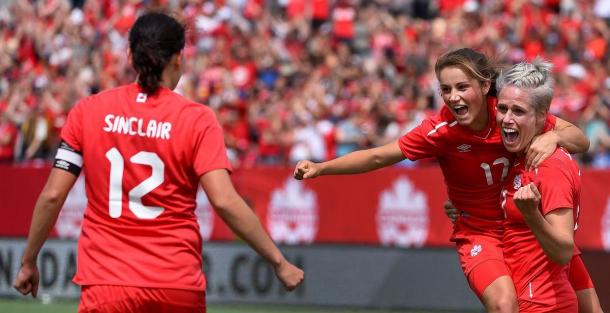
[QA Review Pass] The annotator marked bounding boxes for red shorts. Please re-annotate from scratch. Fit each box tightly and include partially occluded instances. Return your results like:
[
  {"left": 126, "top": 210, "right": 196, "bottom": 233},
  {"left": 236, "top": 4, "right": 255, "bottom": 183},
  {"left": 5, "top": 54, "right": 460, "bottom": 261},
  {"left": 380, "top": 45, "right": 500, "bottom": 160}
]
[
  {"left": 568, "top": 254, "right": 594, "bottom": 291},
  {"left": 519, "top": 300, "right": 578, "bottom": 313},
  {"left": 452, "top": 217, "right": 510, "bottom": 299},
  {"left": 78, "top": 285, "right": 206, "bottom": 313},
  {"left": 517, "top": 270, "right": 577, "bottom": 313}
]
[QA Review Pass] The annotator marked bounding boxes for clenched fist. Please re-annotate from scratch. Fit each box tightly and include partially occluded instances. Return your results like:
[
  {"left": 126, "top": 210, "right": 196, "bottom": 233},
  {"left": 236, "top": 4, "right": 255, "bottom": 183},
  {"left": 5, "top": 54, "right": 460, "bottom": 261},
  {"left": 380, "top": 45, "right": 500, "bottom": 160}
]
[
  {"left": 274, "top": 259, "right": 305, "bottom": 291},
  {"left": 293, "top": 160, "right": 322, "bottom": 180},
  {"left": 13, "top": 261, "right": 39, "bottom": 298},
  {"left": 513, "top": 183, "right": 541, "bottom": 216}
]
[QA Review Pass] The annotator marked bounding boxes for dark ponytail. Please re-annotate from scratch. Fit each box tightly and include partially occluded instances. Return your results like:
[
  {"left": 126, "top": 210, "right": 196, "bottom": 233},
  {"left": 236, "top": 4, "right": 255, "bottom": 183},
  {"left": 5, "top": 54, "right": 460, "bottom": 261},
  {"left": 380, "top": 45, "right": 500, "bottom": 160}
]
[{"left": 129, "top": 12, "right": 185, "bottom": 94}]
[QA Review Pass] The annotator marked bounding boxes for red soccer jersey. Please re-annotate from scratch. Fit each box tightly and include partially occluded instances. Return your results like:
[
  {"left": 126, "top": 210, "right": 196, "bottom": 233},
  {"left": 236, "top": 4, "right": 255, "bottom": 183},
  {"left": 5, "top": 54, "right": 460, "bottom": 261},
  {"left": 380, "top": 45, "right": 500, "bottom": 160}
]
[
  {"left": 61, "top": 83, "right": 231, "bottom": 291},
  {"left": 0, "top": 120, "right": 17, "bottom": 161},
  {"left": 399, "top": 98, "right": 556, "bottom": 220},
  {"left": 332, "top": 5, "right": 355, "bottom": 39},
  {"left": 502, "top": 148, "right": 580, "bottom": 308}
]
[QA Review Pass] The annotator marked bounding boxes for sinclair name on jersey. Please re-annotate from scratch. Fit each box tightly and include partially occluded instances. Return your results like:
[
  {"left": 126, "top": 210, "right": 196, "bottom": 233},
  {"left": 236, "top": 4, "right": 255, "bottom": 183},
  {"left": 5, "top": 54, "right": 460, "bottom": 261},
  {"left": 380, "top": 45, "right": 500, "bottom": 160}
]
[{"left": 103, "top": 114, "right": 172, "bottom": 140}]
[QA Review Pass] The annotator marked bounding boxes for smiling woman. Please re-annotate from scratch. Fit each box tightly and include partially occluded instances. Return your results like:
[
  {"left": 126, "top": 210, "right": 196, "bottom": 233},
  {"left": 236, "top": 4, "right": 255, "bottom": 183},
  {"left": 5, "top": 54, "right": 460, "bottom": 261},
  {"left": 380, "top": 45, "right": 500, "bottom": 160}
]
[
  {"left": 495, "top": 59, "right": 598, "bottom": 313},
  {"left": 438, "top": 67, "right": 490, "bottom": 132},
  {"left": 435, "top": 49, "right": 495, "bottom": 133},
  {"left": 497, "top": 85, "right": 549, "bottom": 152},
  {"left": 496, "top": 60, "right": 555, "bottom": 154},
  {"left": 291, "top": 47, "right": 596, "bottom": 313}
]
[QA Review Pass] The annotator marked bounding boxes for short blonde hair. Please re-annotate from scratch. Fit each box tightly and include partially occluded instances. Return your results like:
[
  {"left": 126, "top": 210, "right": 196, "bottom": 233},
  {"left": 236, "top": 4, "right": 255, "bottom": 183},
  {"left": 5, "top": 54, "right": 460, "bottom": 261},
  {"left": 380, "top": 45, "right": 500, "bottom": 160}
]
[{"left": 496, "top": 58, "right": 554, "bottom": 114}]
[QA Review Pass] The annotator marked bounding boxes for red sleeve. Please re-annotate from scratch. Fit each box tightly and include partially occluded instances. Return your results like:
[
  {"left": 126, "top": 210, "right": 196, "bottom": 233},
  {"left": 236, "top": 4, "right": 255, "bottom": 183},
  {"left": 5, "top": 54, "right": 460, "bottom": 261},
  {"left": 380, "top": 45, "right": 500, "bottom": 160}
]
[
  {"left": 534, "top": 157, "right": 575, "bottom": 215},
  {"left": 191, "top": 111, "right": 232, "bottom": 177},
  {"left": 398, "top": 117, "right": 445, "bottom": 161},
  {"left": 543, "top": 114, "right": 557, "bottom": 132},
  {"left": 60, "top": 99, "right": 85, "bottom": 151}
]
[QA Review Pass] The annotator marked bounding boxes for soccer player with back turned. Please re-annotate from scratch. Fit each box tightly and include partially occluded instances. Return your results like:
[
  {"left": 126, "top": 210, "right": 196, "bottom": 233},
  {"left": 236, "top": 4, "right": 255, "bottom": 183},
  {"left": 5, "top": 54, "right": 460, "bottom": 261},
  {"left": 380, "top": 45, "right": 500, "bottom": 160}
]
[{"left": 13, "top": 11, "right": 304, "bottom": 313}]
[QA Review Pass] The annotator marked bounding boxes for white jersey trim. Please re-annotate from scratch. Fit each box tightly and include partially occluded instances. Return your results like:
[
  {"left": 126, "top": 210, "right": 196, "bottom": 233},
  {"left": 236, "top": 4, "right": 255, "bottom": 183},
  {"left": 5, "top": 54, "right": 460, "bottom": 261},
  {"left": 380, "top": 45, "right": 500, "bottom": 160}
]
[
  {"left": 427, "top": 122, "right": 448, "bottom": 136},
  {"left": 426, "top": 120, "right": 458, "bottom": 137}
]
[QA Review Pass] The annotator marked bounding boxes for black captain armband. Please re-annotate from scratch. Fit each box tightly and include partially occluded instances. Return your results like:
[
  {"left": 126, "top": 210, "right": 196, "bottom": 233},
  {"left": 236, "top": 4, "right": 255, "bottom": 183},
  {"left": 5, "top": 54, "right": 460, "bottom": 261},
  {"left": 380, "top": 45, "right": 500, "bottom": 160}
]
[{"left": 53, "top": 141, "right": 83, "bottom": 176}]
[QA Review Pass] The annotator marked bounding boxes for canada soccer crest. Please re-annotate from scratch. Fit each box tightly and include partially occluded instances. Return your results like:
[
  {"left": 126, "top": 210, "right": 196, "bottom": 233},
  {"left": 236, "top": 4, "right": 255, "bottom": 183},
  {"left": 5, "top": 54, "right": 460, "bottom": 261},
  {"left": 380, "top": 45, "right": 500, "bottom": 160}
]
[
  {"left": 56, "top": 176, "right": 87, "bottom": 239},
  {"left": 195, "top": 187, "right": 214, "bottom": 241},
  {"left": 376, "top": 176, "right": 429, "bottom": 247},
  {"left": 267, "top": 178, "right": 318, "bottom": 244},
  {"left": 602, "top": 197, "right": 610, "bottom": 252},
  {"left": 513, "top": 174, "right": 522, "bottom": 190}
]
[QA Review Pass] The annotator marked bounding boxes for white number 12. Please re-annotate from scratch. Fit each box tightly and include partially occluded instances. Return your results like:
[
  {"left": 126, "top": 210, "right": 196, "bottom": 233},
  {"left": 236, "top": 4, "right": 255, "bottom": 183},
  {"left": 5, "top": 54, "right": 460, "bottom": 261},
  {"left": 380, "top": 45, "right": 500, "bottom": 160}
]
[{"left": 105, "top": 148, "right": 165, "bottom": 219}]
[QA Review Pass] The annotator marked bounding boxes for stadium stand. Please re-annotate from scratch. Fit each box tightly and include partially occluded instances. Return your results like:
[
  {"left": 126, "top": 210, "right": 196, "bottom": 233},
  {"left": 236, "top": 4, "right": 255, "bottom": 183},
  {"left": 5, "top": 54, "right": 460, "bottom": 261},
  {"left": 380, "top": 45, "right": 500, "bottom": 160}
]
[{"left": 0, "top": 0, "right": 609, "bottom": 167}]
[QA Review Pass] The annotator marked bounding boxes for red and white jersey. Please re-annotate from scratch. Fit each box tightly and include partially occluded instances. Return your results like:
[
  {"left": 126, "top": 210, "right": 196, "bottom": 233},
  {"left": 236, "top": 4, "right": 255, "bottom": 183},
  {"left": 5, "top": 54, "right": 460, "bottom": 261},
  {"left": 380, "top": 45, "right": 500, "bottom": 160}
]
[
  {"left": 60, "top": 83, "right": 231, "bottom": 291},
  {"left": 502, "top": 148, "right": 580, "bottom": 300},
  {"left": 398, "top": 98, "right": 556, "bottom": 220},
  {"left": 332, "top": 5, "right": 355, "bottom": 39}
]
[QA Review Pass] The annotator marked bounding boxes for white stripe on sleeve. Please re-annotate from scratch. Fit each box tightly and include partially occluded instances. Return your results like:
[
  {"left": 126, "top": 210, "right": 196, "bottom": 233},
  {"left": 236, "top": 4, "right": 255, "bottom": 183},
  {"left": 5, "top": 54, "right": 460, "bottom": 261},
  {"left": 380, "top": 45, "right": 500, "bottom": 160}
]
[{"left": 56, "top": 148, "right": 83, "bottom": 167}]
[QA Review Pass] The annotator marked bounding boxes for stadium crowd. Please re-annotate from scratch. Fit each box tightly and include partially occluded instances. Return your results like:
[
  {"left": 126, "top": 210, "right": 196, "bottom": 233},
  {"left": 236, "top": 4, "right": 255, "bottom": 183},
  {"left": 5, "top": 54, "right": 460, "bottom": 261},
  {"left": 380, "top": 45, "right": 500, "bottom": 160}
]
[{"left": 0, "top": 0, "right": 609, "bottom": 167}]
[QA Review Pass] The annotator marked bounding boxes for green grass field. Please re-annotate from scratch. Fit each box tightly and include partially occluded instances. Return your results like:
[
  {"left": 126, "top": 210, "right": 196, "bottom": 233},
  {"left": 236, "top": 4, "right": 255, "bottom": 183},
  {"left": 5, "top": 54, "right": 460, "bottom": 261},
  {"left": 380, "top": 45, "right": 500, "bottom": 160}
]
[{"left": 0, "top": 298, "right": 464, "bottom": 313}]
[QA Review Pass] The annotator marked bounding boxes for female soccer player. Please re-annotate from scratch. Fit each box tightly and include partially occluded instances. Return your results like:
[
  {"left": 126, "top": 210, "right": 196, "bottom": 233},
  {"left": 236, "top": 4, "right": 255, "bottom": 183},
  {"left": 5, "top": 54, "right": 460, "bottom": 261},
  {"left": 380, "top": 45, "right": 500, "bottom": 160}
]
[
  {"left": 294, "top": 48, "right": 593, "bottom": 313},
  {"left": 497, "top": 59, "right": 588, "bottom": 312},
  {"left": 13, "top": 12, "right": 303, "bottom": 312}
]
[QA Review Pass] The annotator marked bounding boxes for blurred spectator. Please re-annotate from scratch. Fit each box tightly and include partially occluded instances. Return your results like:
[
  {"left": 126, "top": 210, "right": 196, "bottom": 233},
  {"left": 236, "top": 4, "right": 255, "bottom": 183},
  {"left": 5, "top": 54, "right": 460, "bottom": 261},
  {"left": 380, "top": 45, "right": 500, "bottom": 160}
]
[
  {"left": 20, "top": 106, "right": 50, "bottom": 162},
  {"left": 1, "top": 0, "right": 609, "bottom": 167},
  {"left": 289, "top": 116, "right": 326, "bottom": 164},
  {"left": 0, "top": 111, "right": 17, "bottom": 163},
  {"left": 582, "top": 77, "right": 610, "bottom": 168}
]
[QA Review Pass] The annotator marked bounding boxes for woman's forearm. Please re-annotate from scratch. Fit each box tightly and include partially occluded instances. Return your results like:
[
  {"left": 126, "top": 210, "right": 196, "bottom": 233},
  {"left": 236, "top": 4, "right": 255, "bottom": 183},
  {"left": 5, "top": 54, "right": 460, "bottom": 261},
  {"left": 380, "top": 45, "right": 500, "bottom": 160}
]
[
  {"left": 22, "top": 190, "right": 68, "bottom": 264},
  {"left": 22, "top": 169, "right": 77, "bottom": 264},
  {"left": 320, "top": 142, "right": 405, "bottom": 176},
  {"left": 521, "top": 209, "right": 574, "bottom": 265},
  {"left": 214, "top": 195, "right": 284, "bottom": 267},
  {"left": 554, "top": 118, "right": 590, "bottom": 153}
]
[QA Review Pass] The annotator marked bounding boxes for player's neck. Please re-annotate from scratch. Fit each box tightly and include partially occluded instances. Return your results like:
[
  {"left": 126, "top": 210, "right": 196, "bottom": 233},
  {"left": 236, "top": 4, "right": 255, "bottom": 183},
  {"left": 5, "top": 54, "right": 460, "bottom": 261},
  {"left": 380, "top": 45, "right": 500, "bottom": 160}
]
[
  {"left": 468, "top": 110, "right": 489, "bottom": 132},
  {"left": 159, "top": 71, "right": 177, "bottom": 91},
  {"left": 159, "top": 62, "right": 182, "bottom": 90},
  {"left": 160, "top": 54, "right": 182, "bottom": 91}
]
